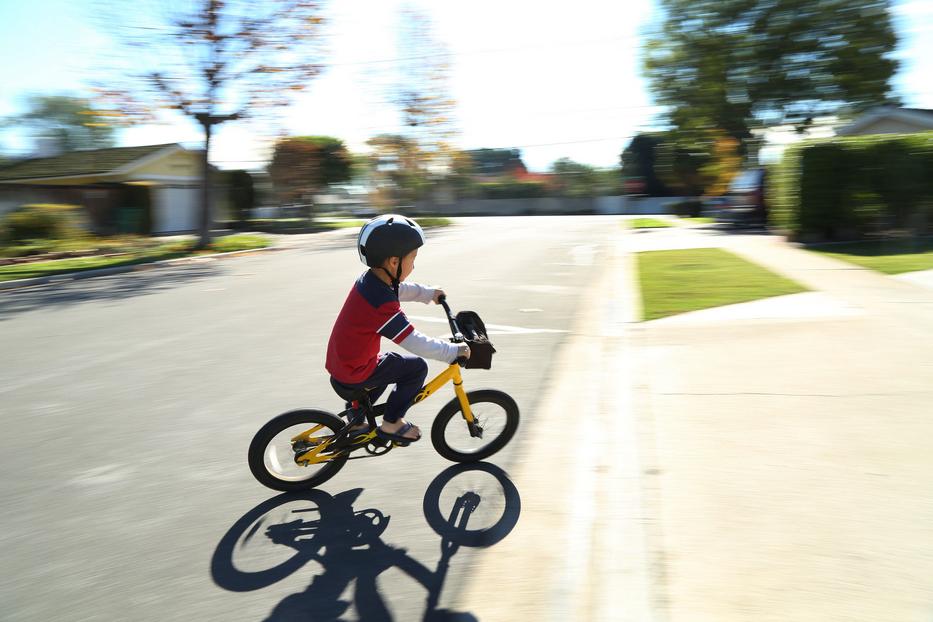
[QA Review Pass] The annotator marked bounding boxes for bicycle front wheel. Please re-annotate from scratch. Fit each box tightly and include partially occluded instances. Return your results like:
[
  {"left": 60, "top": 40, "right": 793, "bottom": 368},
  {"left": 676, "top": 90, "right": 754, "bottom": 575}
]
[
  {"left": 431, "top": 390, "right": 519, "bottom": 462},
  {"left": 248, "top": 409, "right": 348, "bottom": 491}
]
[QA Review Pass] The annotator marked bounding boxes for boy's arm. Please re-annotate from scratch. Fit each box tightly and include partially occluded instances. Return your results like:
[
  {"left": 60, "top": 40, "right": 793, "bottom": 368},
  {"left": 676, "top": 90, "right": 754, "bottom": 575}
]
[
  {"left": 399, "top": 329, "right": 469, "bottom": 363},
  {"left": 398, "top": 282, "right": 436, "bottom": 304}
]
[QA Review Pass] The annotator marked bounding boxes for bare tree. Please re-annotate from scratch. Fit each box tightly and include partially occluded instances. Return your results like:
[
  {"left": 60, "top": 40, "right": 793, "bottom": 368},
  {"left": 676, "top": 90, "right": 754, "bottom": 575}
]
[
  {"left": 393, "top": 5, "right": 458, "bottom": 173},
  {"left": 98, "top": 0, "right": 327, "bottom": 247}
]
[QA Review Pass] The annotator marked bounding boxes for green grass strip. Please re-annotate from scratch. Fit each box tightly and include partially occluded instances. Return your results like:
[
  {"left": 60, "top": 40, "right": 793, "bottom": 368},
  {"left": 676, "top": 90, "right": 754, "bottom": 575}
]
[
  {"left": 807, "top": 238, "right": 933, "bottom": 274},
  {"left": 0, "top": 234, "right": 270, "bottom": 283},
  {"left": 630, "top": 218, "right": 674, "bottom": 229},
  {"left": 637, "top": 247, "right": 807, "bottom": 321}
]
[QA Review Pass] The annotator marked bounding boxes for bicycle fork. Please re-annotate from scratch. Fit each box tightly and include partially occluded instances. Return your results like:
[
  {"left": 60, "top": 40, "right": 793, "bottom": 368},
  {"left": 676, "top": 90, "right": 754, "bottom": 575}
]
[{"left": 452, "top": 368, "right": 483, "bottom": 439}]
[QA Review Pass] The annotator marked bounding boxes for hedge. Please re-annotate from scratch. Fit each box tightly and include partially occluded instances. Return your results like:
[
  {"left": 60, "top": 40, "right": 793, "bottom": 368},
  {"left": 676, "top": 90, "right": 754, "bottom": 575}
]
[
  {"left": 1, "top": 204, "right": 88, "bottom": 242},
  {"left": 478, "top": 180, "right": 549, "bottom": 199},
  {"left": 770, "top": 132, "right": 933, "bottom": 241}
]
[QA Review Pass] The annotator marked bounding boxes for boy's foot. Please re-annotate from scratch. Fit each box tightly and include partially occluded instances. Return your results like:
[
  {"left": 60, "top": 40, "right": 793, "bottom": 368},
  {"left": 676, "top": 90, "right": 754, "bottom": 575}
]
[
  {"left": 349, "top": 422, "right": 371, "bottom": 437},
  {"left": 345, "top": 409, "right": 371, "bottom": 436},
  {"left": 377, "top": 419, "right": 421, "bottom": 443}
]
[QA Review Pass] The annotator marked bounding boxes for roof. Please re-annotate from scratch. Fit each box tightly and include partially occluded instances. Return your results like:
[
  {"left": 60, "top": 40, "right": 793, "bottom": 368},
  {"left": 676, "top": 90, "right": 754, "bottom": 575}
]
[
  {"left": 836, "top": 107, "right": 933, "bottom": 136},
  {"left": 0, "top": 143, "right": 182, "bottom": 182}
]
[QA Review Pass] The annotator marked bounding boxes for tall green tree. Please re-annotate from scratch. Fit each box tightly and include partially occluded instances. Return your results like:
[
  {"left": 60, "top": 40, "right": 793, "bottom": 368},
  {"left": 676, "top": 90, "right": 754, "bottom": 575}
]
[
  {"left": 644, "top": 0, "right": 899, "bottom": 149},
  {"left": 269, "top": 136, "right": 352, "bottom": 210},
  {"left": 99, "top": 0, "right": 327, "bottom": 248},
  {"left": 3, "top": 95, "right": 116, "bottom": 153}
]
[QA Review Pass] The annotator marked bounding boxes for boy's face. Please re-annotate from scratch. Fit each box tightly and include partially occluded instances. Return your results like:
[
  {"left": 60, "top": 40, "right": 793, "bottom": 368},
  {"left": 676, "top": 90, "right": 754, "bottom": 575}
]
[
  {"left": 399, "top": 248, "right": 418, "bottom": 281},
  {"left": 385, "top": 248, "right": 418, "bottom": 282}
]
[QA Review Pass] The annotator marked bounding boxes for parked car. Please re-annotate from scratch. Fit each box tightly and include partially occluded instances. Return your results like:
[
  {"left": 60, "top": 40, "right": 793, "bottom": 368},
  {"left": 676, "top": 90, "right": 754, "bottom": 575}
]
[
  {"left": 717, "top": 168, "right": 767, "bottom": 228},
  {"left": 702, "top": 196, "right": 729, "bottom": 217}
]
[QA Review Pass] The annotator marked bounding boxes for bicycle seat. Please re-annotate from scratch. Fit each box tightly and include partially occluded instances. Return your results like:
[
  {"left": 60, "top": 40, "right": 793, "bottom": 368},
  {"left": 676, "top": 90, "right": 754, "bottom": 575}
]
[{"left": 329, "top": 378, "right": 371, "bottom": 405}]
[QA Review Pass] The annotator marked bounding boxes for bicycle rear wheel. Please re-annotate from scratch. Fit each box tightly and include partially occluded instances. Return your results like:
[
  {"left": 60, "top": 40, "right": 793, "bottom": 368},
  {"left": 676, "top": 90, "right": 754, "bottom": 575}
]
[
  {"left": 431, "top": 390, "right": 519, "bottom": 462},
  {"left": 248, "top": 409, "right": 348, "bottom": 491}
]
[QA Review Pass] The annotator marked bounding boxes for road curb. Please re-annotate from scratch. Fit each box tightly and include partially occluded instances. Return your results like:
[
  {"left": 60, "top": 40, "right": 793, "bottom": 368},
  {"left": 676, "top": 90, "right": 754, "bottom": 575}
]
[
  {"left": 0, "top": 245, "right": 279, "bottom": 292},
  {"left": 456, "top": 223, "right": 655, "bottom": 621}
]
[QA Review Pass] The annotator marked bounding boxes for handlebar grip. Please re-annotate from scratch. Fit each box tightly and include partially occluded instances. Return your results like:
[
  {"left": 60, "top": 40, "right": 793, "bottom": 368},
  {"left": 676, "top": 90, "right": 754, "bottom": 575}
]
[{"left": 455, "top": 355, "right": 468, "bottom": 367}]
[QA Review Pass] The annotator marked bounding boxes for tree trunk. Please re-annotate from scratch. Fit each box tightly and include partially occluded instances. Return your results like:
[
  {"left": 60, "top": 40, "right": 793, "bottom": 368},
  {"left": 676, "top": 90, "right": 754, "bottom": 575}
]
[{"left": 197, "top": 121, "right": 213, "bottom": 250}]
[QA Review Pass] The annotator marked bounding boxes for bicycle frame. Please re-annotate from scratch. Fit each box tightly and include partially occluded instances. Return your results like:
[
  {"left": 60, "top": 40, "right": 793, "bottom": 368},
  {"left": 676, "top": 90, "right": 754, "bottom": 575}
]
[
  {"left": 412, "top": 363, "right": 474, "bottom": 423},
  {"left": 293, "top": 366, "right": 475, "bottom": 465},
  {"left": 293, "top": 296, "right": 475, "bottom": 465}
]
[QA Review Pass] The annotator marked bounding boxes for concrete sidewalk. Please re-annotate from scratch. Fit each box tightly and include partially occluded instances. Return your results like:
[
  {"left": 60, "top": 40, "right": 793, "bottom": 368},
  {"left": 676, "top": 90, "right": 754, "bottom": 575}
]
[
  {"left": 633, "top": 227, "right": 933, "bottom": 621},
  {"left": 457, "top": 223, "right": 933, "bottom": 621}
]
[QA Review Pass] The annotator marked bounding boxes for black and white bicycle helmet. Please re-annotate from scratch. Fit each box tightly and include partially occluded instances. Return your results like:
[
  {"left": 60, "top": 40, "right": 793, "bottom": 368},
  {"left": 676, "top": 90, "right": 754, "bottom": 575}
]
[{"left": 357, "top": 214, "right": 425, "bottom": 293}]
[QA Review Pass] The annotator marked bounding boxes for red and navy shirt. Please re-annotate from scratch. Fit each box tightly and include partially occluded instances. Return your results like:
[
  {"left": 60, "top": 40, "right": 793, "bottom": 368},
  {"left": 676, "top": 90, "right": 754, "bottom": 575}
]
[{"left": 326, "top": 270, "right": 414, "bottom": 384}]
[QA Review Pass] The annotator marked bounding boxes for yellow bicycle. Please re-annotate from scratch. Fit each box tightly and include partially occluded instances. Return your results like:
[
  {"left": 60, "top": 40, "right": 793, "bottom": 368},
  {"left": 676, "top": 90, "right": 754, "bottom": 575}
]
[{"left": 248, "top": 297, "right": 520, "bottom": 491}]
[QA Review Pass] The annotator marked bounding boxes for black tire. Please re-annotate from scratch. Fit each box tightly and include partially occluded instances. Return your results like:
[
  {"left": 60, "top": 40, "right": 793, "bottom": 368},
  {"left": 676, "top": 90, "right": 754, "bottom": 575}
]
[
  {"left": 248, "top": 409, "right": 348, "bottom": 491},
  {"left": 430, "top": 390, "right": 519, "bottom": 462}
]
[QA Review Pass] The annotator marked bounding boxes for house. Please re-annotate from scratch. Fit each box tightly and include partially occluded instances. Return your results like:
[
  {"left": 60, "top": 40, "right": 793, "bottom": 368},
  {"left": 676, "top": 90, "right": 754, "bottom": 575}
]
[
  {"left": 835, "top": 106, "right": 933, "bottom": 136},
  {"left": 0, "top": 143, "right": 212, "bottom": 234}
]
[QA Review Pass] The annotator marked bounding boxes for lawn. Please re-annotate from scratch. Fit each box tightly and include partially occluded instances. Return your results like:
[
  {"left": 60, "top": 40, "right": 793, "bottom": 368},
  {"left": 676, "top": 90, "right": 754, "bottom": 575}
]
[
  {"left": 679, "top": 216, "right": 716, "bottom": 225},
  {"left": 0, "top": 234, "right": 159, "bottom": 258},
  {"left": 807, "top": 238, "right": 933, "bottom": 274},
  {"left": 637, "top": 247, "right": 807, "bottom": 321},
  {"left": 630, "top": 218, "right": 674, "bottom": 229},
  {"left": 0, "top": 234, "right": 271, "bottom": 283}
]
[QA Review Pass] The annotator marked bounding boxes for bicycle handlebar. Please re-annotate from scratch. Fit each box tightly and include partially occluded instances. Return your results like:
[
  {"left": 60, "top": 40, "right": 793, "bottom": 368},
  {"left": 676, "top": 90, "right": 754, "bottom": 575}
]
[{"left": 437, "top": 295, "right": 464, "bottom": 343}]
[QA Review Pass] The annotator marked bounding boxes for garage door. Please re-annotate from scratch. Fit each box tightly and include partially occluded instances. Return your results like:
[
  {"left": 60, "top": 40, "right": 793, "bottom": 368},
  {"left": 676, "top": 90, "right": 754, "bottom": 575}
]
[{"left": 154, "top": 187, "right": 200, "bottom": 234}]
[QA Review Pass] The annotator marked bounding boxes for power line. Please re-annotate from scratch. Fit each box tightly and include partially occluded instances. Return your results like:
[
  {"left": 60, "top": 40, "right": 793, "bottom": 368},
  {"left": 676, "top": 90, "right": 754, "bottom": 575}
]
[
  {"left": 107, "top": 24, "right": 641, "bottom": 67},
  {"left": 329, "top": 34, "right": 642, "bottom": 67}
]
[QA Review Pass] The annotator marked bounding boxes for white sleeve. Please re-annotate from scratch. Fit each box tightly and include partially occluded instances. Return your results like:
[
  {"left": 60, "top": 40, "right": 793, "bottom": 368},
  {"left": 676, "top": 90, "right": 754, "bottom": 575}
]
[
  {"left": 399, "top": 329, "right": 463, "bottom": 363},
  {"left": 398, "top": 282, "right": 436, "bottom": 304}
]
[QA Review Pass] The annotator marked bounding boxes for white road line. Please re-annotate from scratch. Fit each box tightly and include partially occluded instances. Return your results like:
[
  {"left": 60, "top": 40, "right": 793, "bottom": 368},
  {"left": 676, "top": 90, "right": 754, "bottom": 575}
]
[{"left": 405, "top": 315, "right": 568, "bottom": 335}]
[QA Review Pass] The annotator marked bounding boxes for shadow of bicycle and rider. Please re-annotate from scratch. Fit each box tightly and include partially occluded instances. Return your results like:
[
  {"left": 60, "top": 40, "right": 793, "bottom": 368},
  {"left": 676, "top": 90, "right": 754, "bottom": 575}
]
[{"left": 211, "top": 462, "right": 521, "bottom": 621}]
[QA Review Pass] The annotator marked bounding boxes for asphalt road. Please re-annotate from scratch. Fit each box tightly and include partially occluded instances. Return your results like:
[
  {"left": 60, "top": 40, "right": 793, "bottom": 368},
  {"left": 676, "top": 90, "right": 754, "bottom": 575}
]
[{"left": 0, "top": 216, "right": 621, "bottom": 621}]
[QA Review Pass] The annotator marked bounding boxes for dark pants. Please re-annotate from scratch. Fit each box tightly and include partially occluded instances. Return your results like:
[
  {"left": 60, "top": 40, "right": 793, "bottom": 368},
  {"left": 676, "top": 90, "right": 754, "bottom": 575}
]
[{"left": 334, "top": 353, "right": 428, "bottom": 423}]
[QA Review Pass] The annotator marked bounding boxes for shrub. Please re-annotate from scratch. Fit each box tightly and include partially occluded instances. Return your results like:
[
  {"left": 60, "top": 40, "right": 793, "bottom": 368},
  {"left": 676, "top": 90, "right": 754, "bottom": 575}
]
[
  {"left": 2, "top": 204, "right": 88, "bottom": 242},
  {"left": 478, "top": 181, "right": 549, "bottom": 199},
  {"left": 770, "top": 132, "right": 933, "bottom": 241},
  {"left": 210, "top": 234, "right": 269, "bottom": 252}
]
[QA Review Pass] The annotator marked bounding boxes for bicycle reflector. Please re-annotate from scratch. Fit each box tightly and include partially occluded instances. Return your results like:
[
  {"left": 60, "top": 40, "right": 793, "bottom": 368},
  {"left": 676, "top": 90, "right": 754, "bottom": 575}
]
[{"left": 455, "top": 311, "right": 496, "bottom": 369}]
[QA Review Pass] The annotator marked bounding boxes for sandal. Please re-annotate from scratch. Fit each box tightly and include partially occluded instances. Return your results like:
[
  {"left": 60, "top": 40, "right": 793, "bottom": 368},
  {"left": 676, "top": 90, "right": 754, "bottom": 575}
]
[{"left": 376, "top": 421, "right": 421, "bottom": 444}]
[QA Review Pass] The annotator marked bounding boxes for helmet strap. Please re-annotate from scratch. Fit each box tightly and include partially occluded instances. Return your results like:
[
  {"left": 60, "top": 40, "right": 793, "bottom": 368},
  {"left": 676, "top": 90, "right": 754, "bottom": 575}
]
[{"left": 377, "top": 264, "right": 401, "bottom": 297}]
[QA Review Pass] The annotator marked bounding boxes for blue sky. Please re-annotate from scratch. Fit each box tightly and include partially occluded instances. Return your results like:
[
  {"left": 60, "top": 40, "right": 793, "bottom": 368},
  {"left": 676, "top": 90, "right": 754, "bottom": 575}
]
[{"left": 1, "top": 0, "right": 930, "bottom": 171}]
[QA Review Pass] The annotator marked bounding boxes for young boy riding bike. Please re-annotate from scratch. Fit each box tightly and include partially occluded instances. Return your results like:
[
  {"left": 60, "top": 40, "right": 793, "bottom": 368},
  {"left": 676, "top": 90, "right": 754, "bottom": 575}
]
[{"left": 325, "top": 215, "right": 470, "bottom": 444}]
